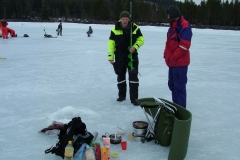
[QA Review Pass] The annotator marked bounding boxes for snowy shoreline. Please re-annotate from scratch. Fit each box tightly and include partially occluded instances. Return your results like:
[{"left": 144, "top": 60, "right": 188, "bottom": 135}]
[{"left": 5, "top": 19, "right": 240, "bottom": 31}]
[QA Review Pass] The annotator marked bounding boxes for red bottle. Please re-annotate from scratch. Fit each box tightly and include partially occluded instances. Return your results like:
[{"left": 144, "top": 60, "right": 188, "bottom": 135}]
[{"left": 95, "top": 142, "right": 101, "bottom": 160}]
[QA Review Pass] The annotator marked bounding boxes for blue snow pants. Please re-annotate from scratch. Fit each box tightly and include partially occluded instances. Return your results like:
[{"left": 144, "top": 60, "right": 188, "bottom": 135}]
[{"left": 168, "top": 66, "right": 188, "bottom": 108}]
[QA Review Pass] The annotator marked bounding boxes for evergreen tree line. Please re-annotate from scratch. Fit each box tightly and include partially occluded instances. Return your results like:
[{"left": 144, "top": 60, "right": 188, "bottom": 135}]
[{"left": 0, "top": 0, "right": 240, "bottom": 26}]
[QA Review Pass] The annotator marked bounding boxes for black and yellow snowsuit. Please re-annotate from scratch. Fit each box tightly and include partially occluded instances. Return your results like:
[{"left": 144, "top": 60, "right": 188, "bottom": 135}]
[{"left": 108, "top": 21, "right": 144, "bottom": 102}]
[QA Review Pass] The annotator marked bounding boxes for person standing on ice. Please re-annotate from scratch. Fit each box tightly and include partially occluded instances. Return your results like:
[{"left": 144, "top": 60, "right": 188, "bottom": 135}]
[
  {"left": 57, "top": 22, "right": 62, "bottom": 36},
  {"left": 0, "top": 22, "right": 1, "bottom": 37},
  {"left": 108, "top": 11, "right": 144, "bottom": 106},
  {"left": 163, "top": 5, "right": 192, "bottom": 108},
  {"left": 0, "top": 19, "right": 8, "bottom": 39}
]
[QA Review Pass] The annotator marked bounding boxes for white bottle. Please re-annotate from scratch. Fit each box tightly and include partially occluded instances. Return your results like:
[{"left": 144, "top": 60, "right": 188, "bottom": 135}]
[{"left": 85, "top": 144, "right": 96, "bottom": 160}]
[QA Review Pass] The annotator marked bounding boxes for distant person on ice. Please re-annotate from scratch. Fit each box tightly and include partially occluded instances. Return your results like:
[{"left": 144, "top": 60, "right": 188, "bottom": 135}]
[
  {"left": 0, "top": 19, "right": 8, "bottom": 39},
  {"left": 57, "top": 22, "right": 62, "bottom": 36},
  {"left": 163, "top": 5, "right": 192, "bottom": 108},
  {"left": 0, "top": 19, "right": 17, "bottom": 38},
  {"left": 86, "top": 26, "right": 93, "bottom": 37},
  {"left": 7, "top": 28, "right": 17, "bottom": 37},
  {"left": 107, "top": 11, "right": 144, "bottom": 106}
]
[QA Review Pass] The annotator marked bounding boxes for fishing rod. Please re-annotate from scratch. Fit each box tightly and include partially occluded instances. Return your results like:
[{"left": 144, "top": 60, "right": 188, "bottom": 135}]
[{"left": 128, "top": 0, "right": 134, "bottom": 70}]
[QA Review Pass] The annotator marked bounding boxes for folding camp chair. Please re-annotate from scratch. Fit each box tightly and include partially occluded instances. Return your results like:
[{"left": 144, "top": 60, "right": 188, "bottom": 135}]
[
  {"left": 136, "top": 97, "right": 192, "bottom": 160},
  {"left": 138, "top": 97, "right": 178, "bottom": 145}
]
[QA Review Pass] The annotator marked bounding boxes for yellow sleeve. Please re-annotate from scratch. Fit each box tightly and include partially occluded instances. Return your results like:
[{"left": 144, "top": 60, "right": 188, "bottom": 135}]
[
  {"left": 108, "top": 39, "right": 115, "bottom": 61},
  {"left": 133, "top": 35, "right": 144, "bottom": 51}
]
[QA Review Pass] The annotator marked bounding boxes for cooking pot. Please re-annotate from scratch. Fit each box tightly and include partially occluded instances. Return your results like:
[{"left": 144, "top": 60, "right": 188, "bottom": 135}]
[
  {"left": 109, "top": 134, "right": 122, "bottom": 144},
  {"left": 132, "top": 132, "right": 145, "bottom": 141},
  {"left": 132, "top": 121, "right": 148, "bottom": 136}
]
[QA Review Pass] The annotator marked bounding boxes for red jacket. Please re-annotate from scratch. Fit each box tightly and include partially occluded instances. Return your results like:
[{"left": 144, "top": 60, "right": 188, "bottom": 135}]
[
  {"left": 7, "top": 28, "right": 17, "bottom": 37},
  {"left": 164, "top": 16, "right": 192, "bottom": 67}
]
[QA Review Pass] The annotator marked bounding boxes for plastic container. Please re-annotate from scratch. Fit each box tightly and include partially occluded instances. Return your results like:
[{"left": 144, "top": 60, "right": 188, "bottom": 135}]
[
  {"left": 95, "top": 142, "right": 101, "bottom": 160},
  {"left": 92, "top": 131, "right": 98, "bottom": 142},
  {"left": 120, "top": 141, "right": 127, "bottom": 150},
  {"left": 101, "top": 146, "right": 108, "bottom": 160},
  {"left": 74, "top": 143, "right": 87, "bottom": 160},
  {"left": 64, "top": 141, "right": 74, "bottom": 160},
  {"left": 85, "top": 144, "right": 96, "bottom": 160},
  {"left": 110, "top": 152, "right": 119, "bottom": 158},
  {"left": 102, "top": 137, "right": 110, "bottom": 160}
]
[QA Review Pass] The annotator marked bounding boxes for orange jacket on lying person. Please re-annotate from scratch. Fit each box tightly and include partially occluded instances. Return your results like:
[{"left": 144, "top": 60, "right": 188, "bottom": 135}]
[
  {"left": 0, "top": 19, "right": 9, "bottom": 38},
  {"left": 7, "top": 28, "right": 17, "bottom": 37}
]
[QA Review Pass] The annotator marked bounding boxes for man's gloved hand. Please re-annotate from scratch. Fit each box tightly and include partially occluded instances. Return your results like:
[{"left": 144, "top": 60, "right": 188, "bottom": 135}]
[
  {"left": 129, "top": 47, "right": 136, "bottom": 53},
  {"left": 109, "top": 60, "right": 114, "bottom": 64}
]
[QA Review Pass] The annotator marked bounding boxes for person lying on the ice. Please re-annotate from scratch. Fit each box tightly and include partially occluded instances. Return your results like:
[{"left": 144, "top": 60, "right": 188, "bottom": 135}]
[
  {"left": 39, "top": 121, "right": 65, "bottom": 135},
  {"left": 1, "top": 19, "right": 8, "bottom": 39},
  {"left": 7, "top": 28, "right": 17, "bottom": 37},
  {"left": 39, "top": 120, "right": 87, "bottom": 136}
]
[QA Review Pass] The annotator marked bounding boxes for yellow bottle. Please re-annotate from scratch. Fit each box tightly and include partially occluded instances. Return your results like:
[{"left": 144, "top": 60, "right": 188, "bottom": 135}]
[
  {"left": 64, "top": 141, "right": 74, "bottom": 160},
  {"left": 101, "top": 146, "right": 108, "bottom": 160}
]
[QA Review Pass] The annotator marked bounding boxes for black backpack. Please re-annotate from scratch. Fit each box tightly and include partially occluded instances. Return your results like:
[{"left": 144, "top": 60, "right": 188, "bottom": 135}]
[{"left": 45, "top": 117, "right": 93, "bottom": 159}]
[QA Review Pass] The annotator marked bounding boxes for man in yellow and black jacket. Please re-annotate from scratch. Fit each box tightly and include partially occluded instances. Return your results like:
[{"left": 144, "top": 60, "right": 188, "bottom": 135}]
[{"left": 108, "top": 11, "right": 144, "bottom": 106}]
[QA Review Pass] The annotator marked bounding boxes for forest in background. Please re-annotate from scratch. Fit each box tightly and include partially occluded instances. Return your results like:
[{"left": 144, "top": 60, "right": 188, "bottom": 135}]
[{"left": 0, "top": 0, "right": 240, "bottom": 26}]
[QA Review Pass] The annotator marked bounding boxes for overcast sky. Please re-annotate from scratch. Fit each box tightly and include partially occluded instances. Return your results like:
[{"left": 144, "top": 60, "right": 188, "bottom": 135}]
[{"left": 193, "top": 0, "right": 201, "bottom": 4}]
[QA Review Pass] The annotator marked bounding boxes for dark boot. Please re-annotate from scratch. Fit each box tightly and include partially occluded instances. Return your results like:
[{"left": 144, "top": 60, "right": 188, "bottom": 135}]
[
  {"left": 131, "top": 100, "right": 139, "bottom": 106},
  {"left": 117, "top": 81, "right": 126, "bottom": 101},
  {"left": 116, "top": 97, "right": 126, "bottom": 102},
  {"left": 129, "top": 69, "right": 139, "bottom": 106},
  {"left": 129, "top": 82, "right": 139, "bottom": 106}
]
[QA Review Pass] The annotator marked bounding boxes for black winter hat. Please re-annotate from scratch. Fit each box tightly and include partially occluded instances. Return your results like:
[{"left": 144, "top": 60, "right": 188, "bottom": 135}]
[
  {"left": 167, "top": 5, "right": 180, "bottom": 21},
  {"left": 119, "top": 11, "right": 130, "bottom": 19}
]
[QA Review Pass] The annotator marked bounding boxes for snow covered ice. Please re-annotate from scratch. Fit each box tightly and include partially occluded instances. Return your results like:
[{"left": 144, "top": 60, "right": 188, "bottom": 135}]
[{"left": 0, "top": 22, "right": 240, "bottom": 160}]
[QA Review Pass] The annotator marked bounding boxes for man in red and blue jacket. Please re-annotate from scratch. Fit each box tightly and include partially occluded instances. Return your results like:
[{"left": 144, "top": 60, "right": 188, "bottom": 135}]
[{"left": 163, "top": 5, "right": 192, "bottom": 108}]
